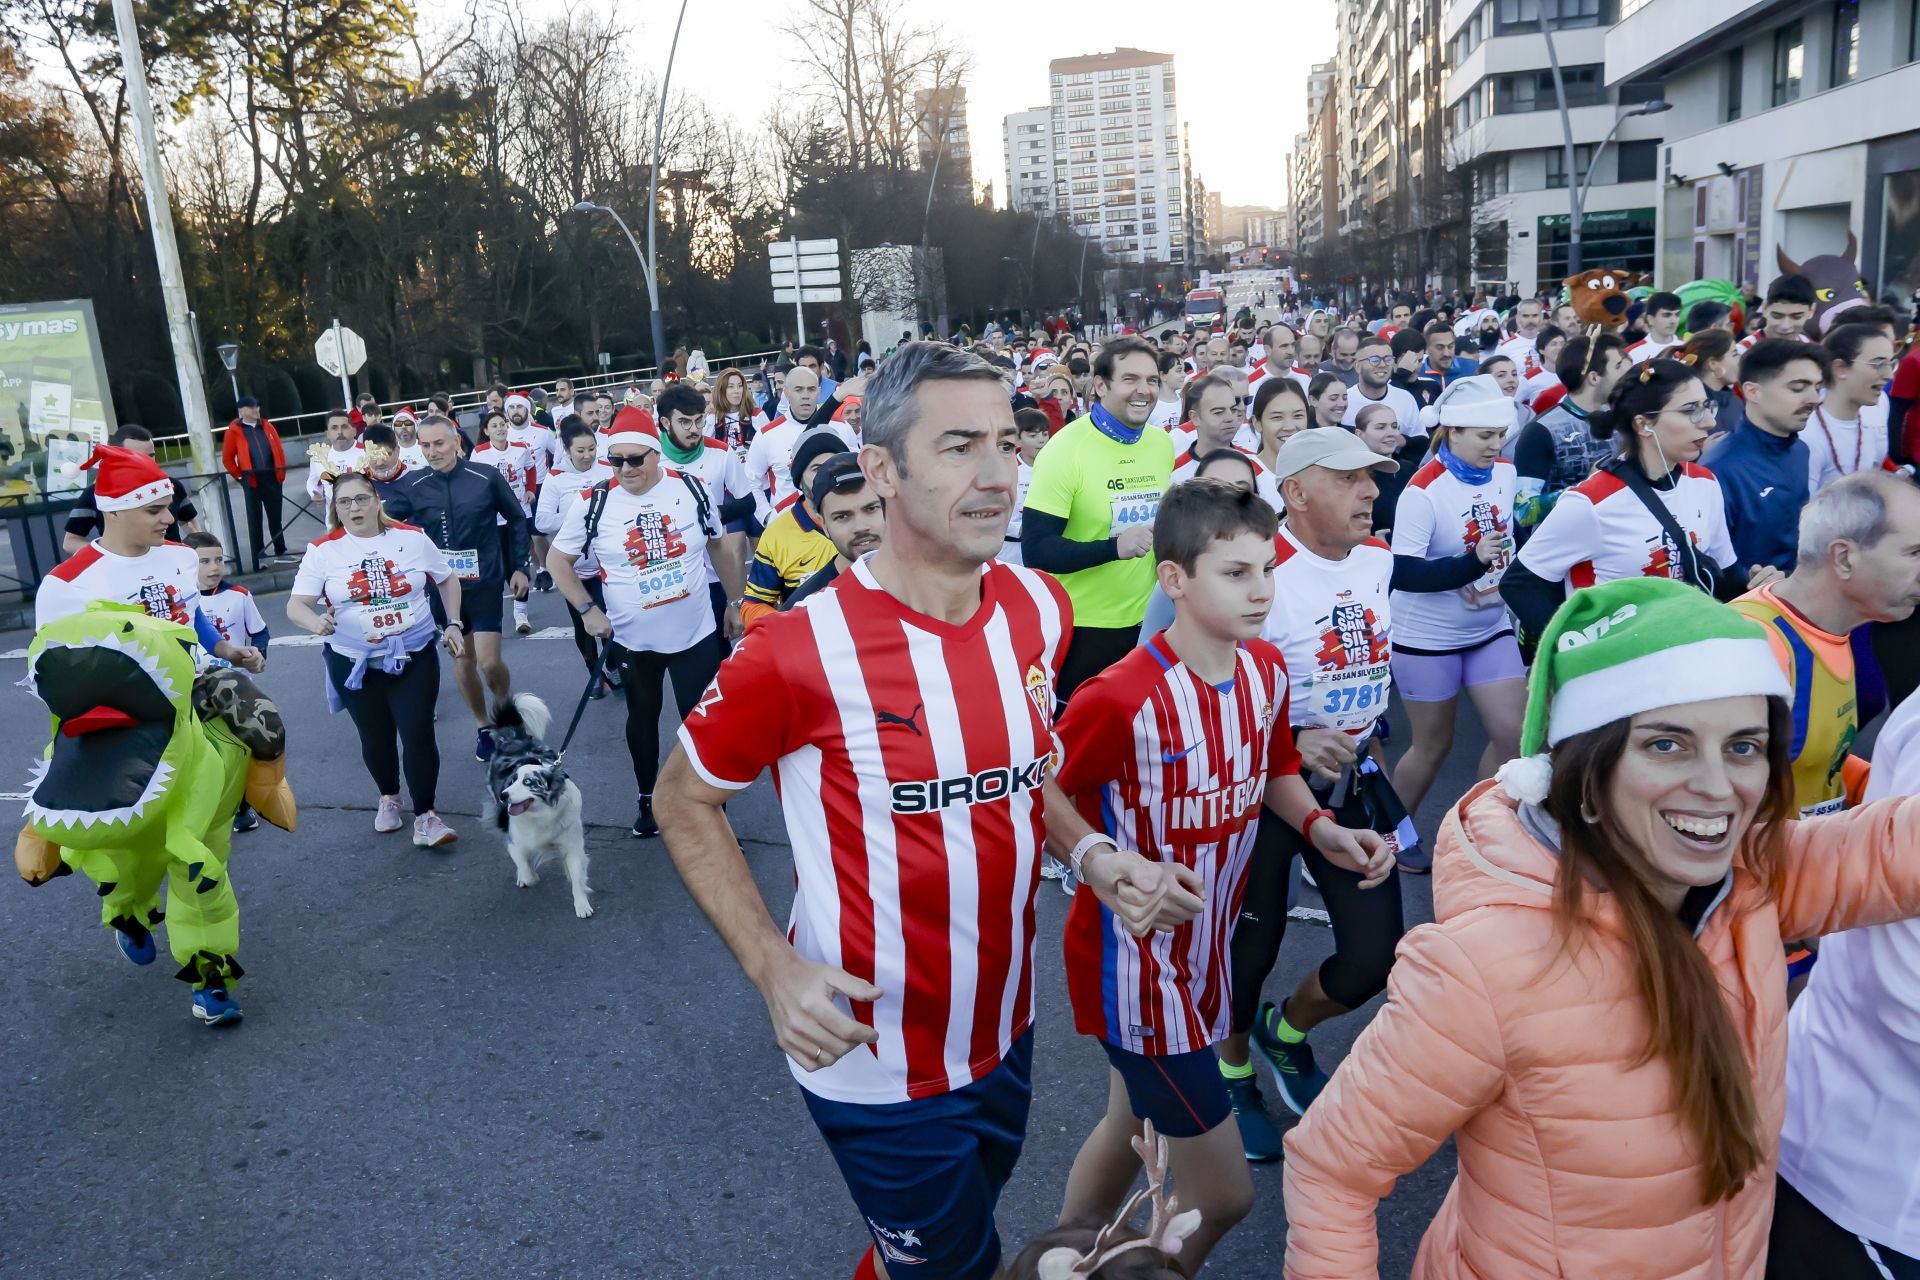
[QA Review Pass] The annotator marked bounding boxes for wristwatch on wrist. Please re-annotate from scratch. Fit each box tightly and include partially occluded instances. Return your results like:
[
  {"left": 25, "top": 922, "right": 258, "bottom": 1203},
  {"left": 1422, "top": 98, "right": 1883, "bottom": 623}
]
[
  {"left": 1069, "top": 831, "right": 1117, "bottom": 879},
  {"left": 443, "top": 620, "right": 465, "bottom": 632}
]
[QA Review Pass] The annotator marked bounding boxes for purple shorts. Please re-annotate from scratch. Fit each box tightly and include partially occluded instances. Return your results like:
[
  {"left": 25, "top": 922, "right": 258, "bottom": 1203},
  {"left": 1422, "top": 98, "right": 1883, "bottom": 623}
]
[{"left": 1393, "top": 633, "right": 1526, "bottom": 702}]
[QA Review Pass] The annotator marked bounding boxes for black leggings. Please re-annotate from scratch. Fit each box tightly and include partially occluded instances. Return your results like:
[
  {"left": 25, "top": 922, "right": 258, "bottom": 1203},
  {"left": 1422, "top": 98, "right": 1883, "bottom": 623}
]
[
  {"left": 1228, "top": 780, "right": 1406, "bottom": 1031},
  {"left": 1057, "top": 625, "right": 1140, "bottom": 703},
  {"left": 621, "top": 633, "right": 725, "bottom": 794},
  {"left": 567, "top": 578, "right": 609, "bottom": 673},
  {"left": 1768, "top": 1174, "right": 1920, "bottom": 1279},
  {"left": 324, "top": 644, "right": 442, "bottom": 814}
]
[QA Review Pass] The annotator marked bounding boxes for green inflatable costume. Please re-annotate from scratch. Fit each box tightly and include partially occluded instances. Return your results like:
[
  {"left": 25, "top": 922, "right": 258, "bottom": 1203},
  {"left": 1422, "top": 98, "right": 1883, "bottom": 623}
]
[{"left": 13, "top": 604, "right": 296, "bottom": 1013}]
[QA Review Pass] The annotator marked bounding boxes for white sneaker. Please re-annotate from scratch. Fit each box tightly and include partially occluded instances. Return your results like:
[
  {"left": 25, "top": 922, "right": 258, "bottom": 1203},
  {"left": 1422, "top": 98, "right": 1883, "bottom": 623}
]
[
  {"left": 412, "top": 812, "right": 457, "bottom": 848},
  {"left": 375, "top": 795, "right": 404, "bottom": 834},
  {"left": 515, "top": 613, "right": 532, "bottom": 636}
]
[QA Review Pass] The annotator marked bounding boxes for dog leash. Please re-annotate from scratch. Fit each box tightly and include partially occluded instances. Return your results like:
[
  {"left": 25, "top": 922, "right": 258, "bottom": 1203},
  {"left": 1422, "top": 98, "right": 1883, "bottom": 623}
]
[{"left": 556, "top": 644, "right": 612, "bottom": 757}]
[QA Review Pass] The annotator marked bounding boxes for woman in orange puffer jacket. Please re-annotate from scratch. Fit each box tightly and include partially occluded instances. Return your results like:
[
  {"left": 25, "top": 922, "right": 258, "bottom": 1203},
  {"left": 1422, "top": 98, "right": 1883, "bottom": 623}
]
[{"left": 1281, "top": 577, "right": 1920, "bottom": 1279}]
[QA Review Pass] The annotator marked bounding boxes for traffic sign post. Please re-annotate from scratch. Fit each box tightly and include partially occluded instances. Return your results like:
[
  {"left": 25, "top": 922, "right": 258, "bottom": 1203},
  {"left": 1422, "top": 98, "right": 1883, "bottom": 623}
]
[
  {"left": 314, "top": 318, "right": 367, "bottom": 410},
  {"left": 770, "top": 237, "right": 841, "bottom": 344}
]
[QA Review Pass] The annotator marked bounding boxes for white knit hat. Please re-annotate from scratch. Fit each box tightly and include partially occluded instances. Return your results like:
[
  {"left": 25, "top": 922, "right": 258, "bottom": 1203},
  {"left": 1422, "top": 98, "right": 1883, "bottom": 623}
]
[{"left": 1419, "top": 373, "right": 1517, "bottom": 434}]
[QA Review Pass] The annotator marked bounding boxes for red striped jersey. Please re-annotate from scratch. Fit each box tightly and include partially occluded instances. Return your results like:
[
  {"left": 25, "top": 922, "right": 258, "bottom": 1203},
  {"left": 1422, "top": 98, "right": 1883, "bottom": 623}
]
[
  {"left": 677, "top": 557, "right": 1073, "bottom": 1104},
  {"left": 1056, "top": 634, "right": 1299, "bottom": 1055},
  {"left": 1514, "top": 463, "right": 1734, "bottom": 591}
]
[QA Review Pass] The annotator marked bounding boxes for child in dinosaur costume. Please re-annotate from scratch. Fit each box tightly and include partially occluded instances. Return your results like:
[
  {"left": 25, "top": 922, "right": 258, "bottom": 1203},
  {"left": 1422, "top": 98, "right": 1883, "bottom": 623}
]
[{"left": 13, "top": 604, "right": 296, "bottom": 1026}]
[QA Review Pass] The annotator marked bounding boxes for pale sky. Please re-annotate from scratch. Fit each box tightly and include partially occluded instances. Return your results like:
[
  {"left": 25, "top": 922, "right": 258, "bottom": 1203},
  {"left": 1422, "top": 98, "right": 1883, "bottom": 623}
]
[{"left": 512, "top": 0, "right": 1338, "bottom": 211}]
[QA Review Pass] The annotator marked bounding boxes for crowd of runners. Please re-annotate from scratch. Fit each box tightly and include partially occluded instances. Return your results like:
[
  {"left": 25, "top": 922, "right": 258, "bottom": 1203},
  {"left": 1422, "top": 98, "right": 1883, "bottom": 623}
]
[{"left": 29, "top": 271, "right": 1920, "bottom": 1278}]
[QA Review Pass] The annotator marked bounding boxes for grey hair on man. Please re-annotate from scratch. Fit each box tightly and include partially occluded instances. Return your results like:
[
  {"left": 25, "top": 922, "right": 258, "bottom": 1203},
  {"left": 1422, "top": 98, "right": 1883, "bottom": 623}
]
[
  {"left": 860, "top": 341, "right": 1003, "bottom": 474},
  {"left": 1797, "top": 471, "right": 1912, "bottom": 564}
]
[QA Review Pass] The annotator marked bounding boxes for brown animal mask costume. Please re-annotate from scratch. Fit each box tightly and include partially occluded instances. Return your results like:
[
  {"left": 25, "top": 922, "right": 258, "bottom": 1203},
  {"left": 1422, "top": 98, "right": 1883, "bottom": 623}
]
[{"left": 1562, "top": 269, "right": 1637, "bottom": 331}]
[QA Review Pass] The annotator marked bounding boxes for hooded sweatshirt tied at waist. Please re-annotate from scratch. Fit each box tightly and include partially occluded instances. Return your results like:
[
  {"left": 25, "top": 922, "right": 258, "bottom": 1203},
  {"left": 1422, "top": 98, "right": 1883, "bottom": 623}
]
[
  {"left": 1702, "top": 413, "right": 1810, "bottom": 575},
  {"left": 1280, "top": 778, "right": 1920, "bottom": 1280}
]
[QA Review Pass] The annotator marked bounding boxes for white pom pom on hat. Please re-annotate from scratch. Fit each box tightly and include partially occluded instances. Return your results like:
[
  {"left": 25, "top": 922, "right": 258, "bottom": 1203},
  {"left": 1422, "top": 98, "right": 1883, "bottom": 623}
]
[
  {"left": 1419, "top": 402, "right": 1443, "bottom": 432},
  {"left": 1495, "top": 754, "right": 1553, "bottom": 805}
]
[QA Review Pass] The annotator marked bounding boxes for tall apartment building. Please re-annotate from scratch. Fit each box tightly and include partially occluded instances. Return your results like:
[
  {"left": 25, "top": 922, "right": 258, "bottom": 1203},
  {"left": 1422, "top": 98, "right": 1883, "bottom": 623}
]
[
  {"left": 1336, "top": 0, "right": 1405, "bottom": 237},
  {"left": 1290, "top": 61, "right": 1339, "bottom": 253},
  {"left": 1607, "top": 0, "right": 1920, "bottom": 300},
  {"left": 914, "top": 84, "right": 972, "bottom": 192},
  {"left": 1047, "top": 48, "right": 1184, "bottom": 263},
  {"left": 1003, "top": 107, "right": 1055, "bottom": 214},
  {"left": 1444, "top": 0, "right": 1666, "bottom": 295}
]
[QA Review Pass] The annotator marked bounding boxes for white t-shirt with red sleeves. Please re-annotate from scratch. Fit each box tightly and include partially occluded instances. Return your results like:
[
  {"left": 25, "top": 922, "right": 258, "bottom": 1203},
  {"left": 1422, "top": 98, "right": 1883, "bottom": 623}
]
[
  {"left": 1514, "top": 463, "right": 1735, "bottom": 592},
  {"left": 1626, "top": 335, "right": 1683, "bottom": 365},
  {"left": 291, "top": 524, "right": 452, "bottom": 649},
  {"left": 676, "top": 557, "right": 1073, "bottom": 1105},
  {"left": 708, "top": 411, "right": 769, "bottom": 468},
  {"left": 743, "top": 415, "right": 856, "bottom": 513},
  {"left": 201, "top": 583, "right": 267, "bottom": 646},
  {"left": 1389, "top": 457, "right": 1518, "bottom": 651},
  {"left": 1169, "top": 444, "right": 1284, "bottom": 513},
  {"left": 534, "top": 461, "right": 613, "bottom": 579},
  {"left": 1055, "top": 633, "right": 1300, "bottom": 1056},
  {"left": 35, "top": 541, "right": 204, "bottom": 632},
  {"left": 471, "top": 441, "right": 537, "bottom": 518},
  {"left": 1737, "top": 329, "right": 1813, "bottom": 354},
  {"left": 1260, "top": 525, "right": 1394, "bottom": 737},
  {"left": 550, "top": 474, "right": 720, "bottom": 654},
  {"left": 670, "top": 437, "right": 769, "bottom": 529},
  {"left": 509, "top": 421, "right": 555, "bottom": 473}
]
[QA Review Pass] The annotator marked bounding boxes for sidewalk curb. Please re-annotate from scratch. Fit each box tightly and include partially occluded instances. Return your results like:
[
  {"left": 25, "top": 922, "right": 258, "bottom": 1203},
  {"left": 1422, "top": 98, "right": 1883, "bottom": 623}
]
[{"left": 0, "top": 561, "right": 301, "bottom": 633}]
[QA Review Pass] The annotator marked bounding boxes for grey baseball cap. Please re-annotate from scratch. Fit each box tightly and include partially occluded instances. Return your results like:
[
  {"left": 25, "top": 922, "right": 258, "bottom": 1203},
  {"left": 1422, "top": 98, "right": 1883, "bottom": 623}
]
[{"left": 1270, "top": 426, "right": 1401, "bottom": 484}]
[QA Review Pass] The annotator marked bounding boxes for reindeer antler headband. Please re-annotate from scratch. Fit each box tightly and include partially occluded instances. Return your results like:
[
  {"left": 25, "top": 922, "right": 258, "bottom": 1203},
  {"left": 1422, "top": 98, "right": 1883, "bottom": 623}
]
[{"left": 1035, "top": 1123, "right": 1203, "bottom": 1279}]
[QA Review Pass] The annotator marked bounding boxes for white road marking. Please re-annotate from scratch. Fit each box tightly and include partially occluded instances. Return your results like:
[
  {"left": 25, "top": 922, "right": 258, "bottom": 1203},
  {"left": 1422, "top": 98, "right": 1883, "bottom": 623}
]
[{"left": 1, "top": 626, "right": 578, "bottom": 658}]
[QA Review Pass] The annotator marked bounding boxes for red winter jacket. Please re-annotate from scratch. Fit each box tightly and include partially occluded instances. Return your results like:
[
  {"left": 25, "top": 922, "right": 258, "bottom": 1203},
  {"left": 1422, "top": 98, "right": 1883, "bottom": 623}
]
[{"left": 222, "top": 418, "right": 287, "bottom": 486}]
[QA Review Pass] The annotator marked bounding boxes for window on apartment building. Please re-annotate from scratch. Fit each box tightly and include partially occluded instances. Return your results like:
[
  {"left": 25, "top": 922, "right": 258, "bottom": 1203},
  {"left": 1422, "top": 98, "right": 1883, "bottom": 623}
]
[
  {"left": 1618, "top": 77, "right": 1664, "bottom": 104},
  {"left": 1494, "top": 0, "right": 1608, "bottom": 35},
  {"left": 1494, "top": 66, "right": 1604, "bottom": 113},
  {"left": 1832, "top": 1, "right": 1860, "bottom": 86},
  {"left": 1617, "top": 139, "right": 1658, "bottom": 182},
  {"left": 1726, "top": 47, "right": 1744, "bottom": 120},
  {"left": 1545, "top": 144, "right": 1595, "bottom": 189},
  {"left": 1773, "top": 20, "right": 1804, "bottom": 105}
]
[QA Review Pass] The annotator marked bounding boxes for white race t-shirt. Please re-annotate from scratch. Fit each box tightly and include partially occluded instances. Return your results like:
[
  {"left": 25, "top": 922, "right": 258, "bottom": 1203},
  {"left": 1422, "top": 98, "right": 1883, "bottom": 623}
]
[
  {"left": 1261, "top": 524, "right": 1394, "bottom": 737},
  {"left": 1000, "top": 459, "right": 1033, "bottom": 565},
  {"left": 535, "top": 461, "right": 614, "bottom": 578},
  {"left": 1805, "top": 402, "right": 1890, "bottom": 494},
  {"left": 552, "top": 474, "right": 721, "bottom": 654},
  {"left": 472, "top": 441, "right": 537, "bottom": 518},
  {"left": 1170, "top": 444, "right": 1284, "bottom": 513},
  {"left": 1390, "top": 457, "right": 1517, "bottom": 650},
  {"left": 1340, "top": 383, "right": 1425, "bottom": 439},
  {"left": 742, "top": 416, "right": 857, "bottom": 513},
  {"left": 201, "top": 583, "right": 267, "bottom": 646},
  {"left": 1626, "top": 335, "right": 1684, "bottom": 365},
  {"left": 509, "top": 421, "right": 555, "bottom": 473},
  {"left": 1516, "top": 462, "right": 1734, "bottom": 591},
  {"left": 36, "top": 541, "right": 205, "bottom": 632},
  {"left": 1147, "top": 398, "right": 1183, "bottom": 429},
  {"left": 307, "top": 444, "right": 368, "bottom": 512},
  {"left": 291, "top": 524, "right": 451, "bottom": 649},
  {"left": 709, "top": 411, "right": 769, "bottom": 467}
]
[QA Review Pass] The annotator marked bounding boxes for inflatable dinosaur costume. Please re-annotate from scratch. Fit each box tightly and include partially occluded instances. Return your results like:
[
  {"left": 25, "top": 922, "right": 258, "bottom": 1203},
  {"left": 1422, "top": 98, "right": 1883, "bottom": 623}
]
[{"left": 12, "top": 604, "right": 295, "bottom": 1024}]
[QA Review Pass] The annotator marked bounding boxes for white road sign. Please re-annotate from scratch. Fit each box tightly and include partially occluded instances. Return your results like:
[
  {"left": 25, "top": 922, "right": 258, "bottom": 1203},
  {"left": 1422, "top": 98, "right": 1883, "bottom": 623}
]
[
  {"left": 769, "top": 238, "right": 839, "bottom": 258},
  {"left": 314, "top": 325, "right": 367, "bottom": 377},
  {"left": 774, "top": 287, "right": 844, "bottom": 304}
]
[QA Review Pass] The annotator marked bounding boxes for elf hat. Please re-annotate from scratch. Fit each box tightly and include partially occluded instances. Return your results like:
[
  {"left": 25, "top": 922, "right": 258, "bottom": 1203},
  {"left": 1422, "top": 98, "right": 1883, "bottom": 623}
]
[
  {"left": 1495, "top": 577, "right": 1791, "bottom": 805},
  {"left": 1419, "top": 374, "right": 1517, "bottom": 434},
  {"left": 63, "top": 444, "right": 173, "bottom": 512}
]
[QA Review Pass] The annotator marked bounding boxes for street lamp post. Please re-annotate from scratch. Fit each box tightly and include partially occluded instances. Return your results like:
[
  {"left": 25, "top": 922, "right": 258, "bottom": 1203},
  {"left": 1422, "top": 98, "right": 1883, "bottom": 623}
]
[
  {"left": 216, "top": 343, "right": 240, "bottom": 405},
  {"left": 574, "top": 201, "right": 651, "bottom": 358},
  {"left": 1541, "top": 9, "right": 1670, "bottom": 275},
  {"left": 644, "top": 0, "right": 690, "bottom": 372}
]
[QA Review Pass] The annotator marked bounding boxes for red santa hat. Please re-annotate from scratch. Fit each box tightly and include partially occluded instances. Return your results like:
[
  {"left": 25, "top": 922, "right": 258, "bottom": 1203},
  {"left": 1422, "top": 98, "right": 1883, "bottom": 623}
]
[
  {"left": 504, "top": 392, "right": 533, "bottom": 414},
  {"left": 64, "top": 444, "right": 172, "bottom": 511},
  {"left": 600, "top": 406, "right": 661, "bottom": 456}
]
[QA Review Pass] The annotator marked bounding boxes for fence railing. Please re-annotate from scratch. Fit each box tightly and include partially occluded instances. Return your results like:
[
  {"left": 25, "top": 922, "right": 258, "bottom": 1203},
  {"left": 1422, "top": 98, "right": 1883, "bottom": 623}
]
[{"left": 157, "top": 347, "right": 789, "bottom": 456}]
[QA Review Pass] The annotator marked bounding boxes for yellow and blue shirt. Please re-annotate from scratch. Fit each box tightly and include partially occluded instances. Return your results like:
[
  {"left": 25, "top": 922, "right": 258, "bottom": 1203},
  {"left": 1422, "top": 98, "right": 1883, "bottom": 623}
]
[{"left": 1733, "top": 584, "right": 1857, "bottom": 817}]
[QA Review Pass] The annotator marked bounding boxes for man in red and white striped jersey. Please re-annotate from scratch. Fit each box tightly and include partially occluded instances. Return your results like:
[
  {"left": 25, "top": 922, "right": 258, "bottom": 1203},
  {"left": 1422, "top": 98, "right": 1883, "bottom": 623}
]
[
  {"left": 655, "top": 341, "right": 1200, "bottom": 1280},
  {"left": 1052, "top": 481, "right": 1386, "bottom": 1267}
]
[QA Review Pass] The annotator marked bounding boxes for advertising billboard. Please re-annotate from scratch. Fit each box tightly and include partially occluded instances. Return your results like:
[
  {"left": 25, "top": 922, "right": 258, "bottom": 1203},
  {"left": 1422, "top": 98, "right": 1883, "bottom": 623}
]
[{"left": 0, "top": 299, "right": 116, "bottom": 464}]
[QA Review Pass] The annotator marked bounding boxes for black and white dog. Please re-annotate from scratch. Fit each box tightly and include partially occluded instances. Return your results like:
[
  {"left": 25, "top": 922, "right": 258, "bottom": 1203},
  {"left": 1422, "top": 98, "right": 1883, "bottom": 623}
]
[{"left": 481, "top": 694, "right": 591, "bottom": 918}]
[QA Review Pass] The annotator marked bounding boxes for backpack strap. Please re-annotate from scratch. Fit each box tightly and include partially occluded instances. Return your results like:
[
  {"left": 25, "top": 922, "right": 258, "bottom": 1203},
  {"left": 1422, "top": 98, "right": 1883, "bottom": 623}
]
[{"left": 582, "top": 479, "right": 615, "bottom": 545}]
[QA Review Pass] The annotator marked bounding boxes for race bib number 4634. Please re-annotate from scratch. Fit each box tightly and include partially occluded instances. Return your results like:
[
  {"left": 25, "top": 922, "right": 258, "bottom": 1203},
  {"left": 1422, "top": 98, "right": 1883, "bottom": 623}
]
[{"left": 1109, "top": 490, "right": 1160, "bottom": 537}]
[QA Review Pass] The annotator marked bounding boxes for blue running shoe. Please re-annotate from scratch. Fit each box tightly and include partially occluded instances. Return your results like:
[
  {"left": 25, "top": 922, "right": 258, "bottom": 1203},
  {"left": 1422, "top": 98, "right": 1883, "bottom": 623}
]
[
  {"left": 117, "top": 928, "right": 156, "bottom": 967},
  {"left": 1253, "top": 1001, "right": 1330, "bottom": 1117},
  {"left": 1221, "top": 1071, "right": 1283, "bottom": 1162},
  {"left": 475, "top": 727, "right": 495, "bottom": 762},
  {"left": 191, "top": 987, "right": 243, "bottom": 1027}
]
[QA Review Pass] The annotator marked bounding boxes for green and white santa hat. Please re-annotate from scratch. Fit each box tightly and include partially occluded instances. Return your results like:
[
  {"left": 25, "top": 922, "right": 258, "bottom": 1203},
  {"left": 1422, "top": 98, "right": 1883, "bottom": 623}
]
[{"left": 1495, "top": 577, "right": 1792, "bottom": 804}]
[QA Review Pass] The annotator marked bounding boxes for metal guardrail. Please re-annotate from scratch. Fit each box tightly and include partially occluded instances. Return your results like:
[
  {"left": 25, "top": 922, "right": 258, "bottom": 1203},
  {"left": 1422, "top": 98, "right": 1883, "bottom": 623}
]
[{"left": 154, "top": 348, "right": 790, "bottom": 454}]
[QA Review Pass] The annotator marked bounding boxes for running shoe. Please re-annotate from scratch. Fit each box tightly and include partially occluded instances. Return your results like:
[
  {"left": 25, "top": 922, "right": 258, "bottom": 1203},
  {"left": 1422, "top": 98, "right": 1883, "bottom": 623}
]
[
  {"left": 1060, "top": 866, "right": 1078, "bottom": 897},
  {"left": 515, "top": 615, "right": 532, "bottom": 637},
  {"left": 631, "top": 795, "right": 660, "bottom": 839},
  {"left": 1252, "top": 1001, "right": 1330, "bottom": 1117},
  {"left": 1222, "top": 1072, "right": 1284, "bottom": 1163},
  {"left": 191, "top": 986, "right": 243, "bottom": 1026},
  {"left": 117, "top": 927, "right": 157, "bottom": 967},
  {"left": 231, "top": 804, "right": 259, "bottom": 834},
  {"left": 374, "top": 796, "right": 405, "bottom": 834},
  {"left": 587, "top": 680, "right": 606, "bottom": 701},
  {"left": 535, "top": 569, "right": 554, "bottom": 593},
  {"left": 475, "top": 727, "right": 495, "bottom": 761},
  {"left": 1039, "top": 856, "right": 1068, "bottom": 882},
  {"left": 413, "top": 813, "right": 457, "bottom": 848},
  {"left": 1395, "top": 843, "right": 1432, "bottom": 875}
]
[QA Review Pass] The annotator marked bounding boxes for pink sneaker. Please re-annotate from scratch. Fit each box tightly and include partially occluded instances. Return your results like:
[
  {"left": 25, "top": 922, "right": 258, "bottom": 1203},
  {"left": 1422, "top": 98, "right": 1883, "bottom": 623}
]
[
  {"left": 412, "top": 812, "right": 457, "bottom": 848},
  {"left": 375, "top": 796, "right": 404, "bottom": 834}
]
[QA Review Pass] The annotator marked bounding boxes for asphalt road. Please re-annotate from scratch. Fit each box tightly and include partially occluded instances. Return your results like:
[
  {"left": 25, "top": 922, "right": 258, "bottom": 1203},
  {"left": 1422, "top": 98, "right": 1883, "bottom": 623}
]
[{"left": 0, "top": 584, "right": 1488, "bottom": 1279}]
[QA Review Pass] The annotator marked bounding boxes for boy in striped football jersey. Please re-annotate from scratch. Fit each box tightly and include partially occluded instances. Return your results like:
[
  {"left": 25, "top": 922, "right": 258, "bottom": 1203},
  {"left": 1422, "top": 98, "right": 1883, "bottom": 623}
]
[{"left": 1051, "top": 480, "right": 1391, "bottom": 1268}]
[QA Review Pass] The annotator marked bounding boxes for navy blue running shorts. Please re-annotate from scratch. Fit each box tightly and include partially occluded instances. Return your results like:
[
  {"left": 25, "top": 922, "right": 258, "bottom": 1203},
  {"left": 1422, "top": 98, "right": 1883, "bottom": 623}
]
[
  {"left": 1099, "top": 1040, "right": 1232, "bottom": 1139},
  {"left": 801, "top": 1030, "right": 1033, "bottom": 1280}
]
